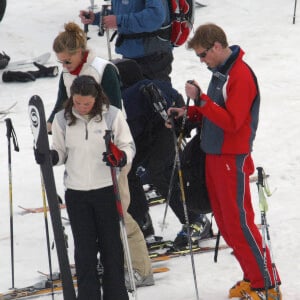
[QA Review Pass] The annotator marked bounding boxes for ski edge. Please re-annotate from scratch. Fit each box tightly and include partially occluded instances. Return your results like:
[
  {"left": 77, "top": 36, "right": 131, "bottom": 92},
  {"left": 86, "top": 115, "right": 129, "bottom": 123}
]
[{"left": 6, "top": 52, "right": 51, "bottom": 70}]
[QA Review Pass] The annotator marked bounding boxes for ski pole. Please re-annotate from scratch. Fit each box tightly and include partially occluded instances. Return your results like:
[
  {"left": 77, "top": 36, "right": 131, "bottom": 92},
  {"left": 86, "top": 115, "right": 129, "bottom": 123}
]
[
  {"left": 256, "top": 167, "right": 280, "bottom": 300},
  {"left": 159, "top": 137, "right": 188, "bottom": 231},
  {"left": 89, "top": 0, "right": 95, "bottom": 11},
  {"left": 83, "top": 0, "right": 95, "bottom": 40},
  {"left": 40, "top": 174, "right": 55, "bottom": 300},
  {"left": 5, "top": 118, "right": 19, "bottom": 289},
  {"left": 103, "top": 4, "right": 112, "bottom": 60},
  {"left": 103, "top": 130, "right": 137, "bottom": 299},
  {"left": 160, "top": 89, "right": 190, "bottom": 230},
  {"left": 159, "top": 152, "right": 177, "bottom": 231},
  {"left": 169, "top": 113, "right": 200, "bottom": 300},
  {"left": 293, "top": 0, "right": 298, "bottom": 24}
]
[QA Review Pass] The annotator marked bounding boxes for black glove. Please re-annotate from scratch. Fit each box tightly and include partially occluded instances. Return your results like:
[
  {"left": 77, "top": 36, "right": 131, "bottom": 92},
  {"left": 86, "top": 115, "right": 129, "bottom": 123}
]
[
  {"left": 102, "top": 141, "right": 127, "bottom": 168},
  {"left": 173, "top": 117, "right": 200, "bottom": 138},
  {"left": 0, "top": 51, "right": 10, "bottom": 69},
  {"left": 34, "top": 148, "right": 59, "bottom": 166},
  {"left": 2, "top": 71, "right": 35, "bottom": 82},
  {"left": 28, "top": 62, "right": 59, "bottom": 79}
]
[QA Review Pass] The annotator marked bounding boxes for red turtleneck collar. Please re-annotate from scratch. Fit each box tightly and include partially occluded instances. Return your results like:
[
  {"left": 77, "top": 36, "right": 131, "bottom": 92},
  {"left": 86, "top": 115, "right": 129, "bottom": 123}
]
[{"left": 70, "top": 51, "right": 89, "bottom": 76}]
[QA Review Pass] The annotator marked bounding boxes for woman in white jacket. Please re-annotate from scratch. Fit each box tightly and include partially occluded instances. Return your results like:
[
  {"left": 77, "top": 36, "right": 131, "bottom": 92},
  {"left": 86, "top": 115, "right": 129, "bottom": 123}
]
[{"left": 51, "top": 75, "right": 135, "bottom": 300}]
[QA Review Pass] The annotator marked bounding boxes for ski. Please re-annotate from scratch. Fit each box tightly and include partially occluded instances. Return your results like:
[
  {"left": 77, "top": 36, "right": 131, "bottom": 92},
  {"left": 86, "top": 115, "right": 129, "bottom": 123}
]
[
  {"left": 18, "top": 197, "right": 165, "bottom": 212},
  {"left": 18, "top": 204, "right": 66, "bottom": 214},
  {"left": 0, "top": 278, "right": 78, "bottom": 300},
  {"left": 6, "top": 52, "right": 51, "bottom": 70},
  {"left": 148, "top": 197, "right": 166, "bottom": 206},
  {"left": 0, "top": 102, "right": 17, "bottom": 121},
  {"left": 195, "top": 2, "right": 207, "bottom": 8},
  {"left": 147, "top": 233, "right": 218, "bottom": 251},
  {"left": 0, "top": 102, "right": 17, "bottom": 114},
  {"left": 38, "top": 266, "right": 169, "bottom": 281},
  {"left": 149, "top": 244, "right": 229, "bottom": 260},
  {"left": 0, "top": 112, "right": 9, "bottom": 121},
  {"left": 151, "top": 255, "right": 170, "bottom": 262},
  {"left": 0, "top": 235, "right": 9, "bottom": 241},
  {"left": 28, "top": 95, "right": 76, "bottom": 300}
]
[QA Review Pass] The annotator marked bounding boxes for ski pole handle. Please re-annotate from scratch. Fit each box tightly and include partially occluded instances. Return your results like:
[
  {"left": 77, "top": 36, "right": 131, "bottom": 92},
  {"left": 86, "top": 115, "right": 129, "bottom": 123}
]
[
  {"left": 256, "top": 166, "right": 264, "bottom": 187},
  {"left": 83, "top": 13, "right": 90, "bottom": 34},
  {"left": 187, "top": 79, "right": 201, "bottom": 106},
  {"left": 5, "top": 118, "right": 20, "bottom": 152},
  {"left": 5, "top": 117, "right": 13, "bottom": 138},
  {"left": 103, "top": 130, "right": 112, "bottom": 154}
]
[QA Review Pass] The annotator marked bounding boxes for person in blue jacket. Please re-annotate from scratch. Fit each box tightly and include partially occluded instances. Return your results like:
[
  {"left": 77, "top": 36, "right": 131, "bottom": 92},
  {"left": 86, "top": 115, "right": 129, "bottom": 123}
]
[{"left": 79, "top": 0, "right": 173, "bottom": 81}]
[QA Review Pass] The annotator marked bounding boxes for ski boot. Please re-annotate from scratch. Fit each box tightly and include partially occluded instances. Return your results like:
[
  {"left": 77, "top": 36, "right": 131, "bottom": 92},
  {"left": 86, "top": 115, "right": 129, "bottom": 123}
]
[
  {"left": 124, "top": 269, "right": 154, "bottom": 289},
  {"left": 139, "top": 212, "right": 155, "bottom": 239},
  {"left": 229, "top": 280, "right": 251, "bottom": 298},
  {"left": 173, "top": 214, "right": 212, "bottom": 250},
  {"left": 241, "top": 287, "right": 282, "bottom": 300}
]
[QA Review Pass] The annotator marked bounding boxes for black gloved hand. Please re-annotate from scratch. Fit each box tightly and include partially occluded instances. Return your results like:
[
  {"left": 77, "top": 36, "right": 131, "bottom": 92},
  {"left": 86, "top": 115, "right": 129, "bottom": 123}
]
[
  {"left": 28, "top": 62, "right": 59, "bottom": 79},
  {"left": 0, "top": 51, "right": 10, "bottom": 69},
  {"left": 173, "top": 117, "right": 199, "bottom": 138},
  {"left": 34, "top": 148, "right": 59, "bottom": 166},
  {"left": 2, "top": 71, "right": 35, "bottom": 82},
  {"left": 102, "top": 141, "right": 127, "bottom": 168}
]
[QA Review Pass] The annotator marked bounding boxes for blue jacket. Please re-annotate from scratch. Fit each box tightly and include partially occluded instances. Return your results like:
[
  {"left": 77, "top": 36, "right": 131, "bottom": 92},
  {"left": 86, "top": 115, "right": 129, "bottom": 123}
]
[{"left": 94, "top": 0, "right": 171, "bottom": 58}]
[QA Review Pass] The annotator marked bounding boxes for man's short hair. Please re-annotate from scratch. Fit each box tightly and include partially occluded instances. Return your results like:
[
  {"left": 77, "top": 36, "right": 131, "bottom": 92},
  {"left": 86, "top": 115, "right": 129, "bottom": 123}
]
[{"left": 187, "top": 23, "right": 228, "bottom": 50}]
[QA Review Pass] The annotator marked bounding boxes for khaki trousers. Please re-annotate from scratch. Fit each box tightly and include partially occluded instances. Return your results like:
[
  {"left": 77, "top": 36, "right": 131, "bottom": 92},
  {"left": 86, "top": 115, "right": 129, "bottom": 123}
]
[{"left": 118, "top": 164, "right": 152, "bottom": 276}]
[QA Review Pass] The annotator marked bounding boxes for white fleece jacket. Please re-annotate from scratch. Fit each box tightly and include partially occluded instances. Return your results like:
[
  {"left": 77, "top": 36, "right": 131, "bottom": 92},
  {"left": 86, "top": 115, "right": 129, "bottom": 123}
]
[{"left": 51, "top": 105, "right": 135, "bottom": 191}]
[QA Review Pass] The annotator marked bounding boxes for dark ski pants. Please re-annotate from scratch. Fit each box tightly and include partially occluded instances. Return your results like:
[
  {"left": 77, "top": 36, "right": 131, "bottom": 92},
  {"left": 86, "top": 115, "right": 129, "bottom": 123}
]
[
  {"left": 144, "top": 127, "right": 199, "bottom": 224},
  {"left": 65, "top": 186, "right": 129, "bottom": 300},
  {"left": 128, "top": 126, "right": 199, "bottom": 225}
]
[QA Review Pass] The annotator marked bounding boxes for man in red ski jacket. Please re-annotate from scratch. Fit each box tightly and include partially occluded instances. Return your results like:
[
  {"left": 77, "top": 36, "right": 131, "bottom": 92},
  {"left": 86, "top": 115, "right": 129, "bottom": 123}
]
[{"left": 167, "top": 23, "right": 282, "bottom": 300}]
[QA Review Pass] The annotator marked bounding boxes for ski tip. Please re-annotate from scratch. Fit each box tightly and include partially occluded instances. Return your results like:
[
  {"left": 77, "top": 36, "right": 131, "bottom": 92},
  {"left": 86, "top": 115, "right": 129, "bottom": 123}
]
[
  {"left": 35, "top": 52, "right": 51, "bottom": 64},
  {"left": 151, "top": 255, "right": 170, "bottom": 262},
  {"left": 153, "top": 267, "right": 170, "bottom": 273}
]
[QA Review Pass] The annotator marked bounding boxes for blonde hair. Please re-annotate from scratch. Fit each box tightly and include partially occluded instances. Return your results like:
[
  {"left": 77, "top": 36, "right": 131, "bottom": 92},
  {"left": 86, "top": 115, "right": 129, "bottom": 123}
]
[
  {"left": 187, "top": 23, "right": 228, "bottom": 50},
  {"left": 53, "top": 22, "right": 87, "bottom": 54}
]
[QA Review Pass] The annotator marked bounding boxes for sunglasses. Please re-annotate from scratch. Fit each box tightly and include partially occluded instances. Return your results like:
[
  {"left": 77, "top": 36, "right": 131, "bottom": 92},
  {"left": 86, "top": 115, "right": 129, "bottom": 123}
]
[
  {"left": 196, "top": 46, "right": 213, "bottom": 58},
  {"left": 57, "top": 59, "right": 72, "bottom": 65}
]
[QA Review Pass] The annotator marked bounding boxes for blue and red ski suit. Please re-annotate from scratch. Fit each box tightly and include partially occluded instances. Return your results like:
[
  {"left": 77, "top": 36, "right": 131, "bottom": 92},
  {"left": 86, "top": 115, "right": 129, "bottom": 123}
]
[{"left": 188, "top": 45, "right": 281, "bottom": 289}]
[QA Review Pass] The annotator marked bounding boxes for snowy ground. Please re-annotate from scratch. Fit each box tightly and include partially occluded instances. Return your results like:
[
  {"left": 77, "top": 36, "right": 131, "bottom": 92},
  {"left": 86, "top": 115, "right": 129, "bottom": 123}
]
[{"left": 0, "top": 0, "right": 300, "bottom": 299}]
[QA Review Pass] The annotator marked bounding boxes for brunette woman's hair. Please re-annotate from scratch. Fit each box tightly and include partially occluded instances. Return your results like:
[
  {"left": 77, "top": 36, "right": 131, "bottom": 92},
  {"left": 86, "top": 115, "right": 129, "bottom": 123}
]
[{"left": 64, "top": 75, "right": 109, "bottom": 125}]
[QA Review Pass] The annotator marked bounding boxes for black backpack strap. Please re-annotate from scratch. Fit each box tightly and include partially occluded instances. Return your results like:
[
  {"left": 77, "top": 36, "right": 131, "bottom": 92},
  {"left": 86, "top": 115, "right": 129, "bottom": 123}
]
[{"left": 115, "top": 25, "right": 171, "bottom": 47}]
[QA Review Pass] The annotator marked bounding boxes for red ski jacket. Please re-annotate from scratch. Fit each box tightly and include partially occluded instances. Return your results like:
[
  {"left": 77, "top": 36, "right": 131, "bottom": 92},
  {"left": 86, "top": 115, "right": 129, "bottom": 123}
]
[{"left": 188, "top": 46, "right": 260, "bottom": 155}]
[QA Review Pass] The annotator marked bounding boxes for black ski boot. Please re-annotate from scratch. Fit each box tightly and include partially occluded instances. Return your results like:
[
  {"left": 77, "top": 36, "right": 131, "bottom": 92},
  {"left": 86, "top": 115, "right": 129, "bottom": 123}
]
[
  {"left": 139, "top": 212, "right": 155, "bottom": 239},
  {"left": 173, "top": 214, "right": 212, "bottom": 250}
]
